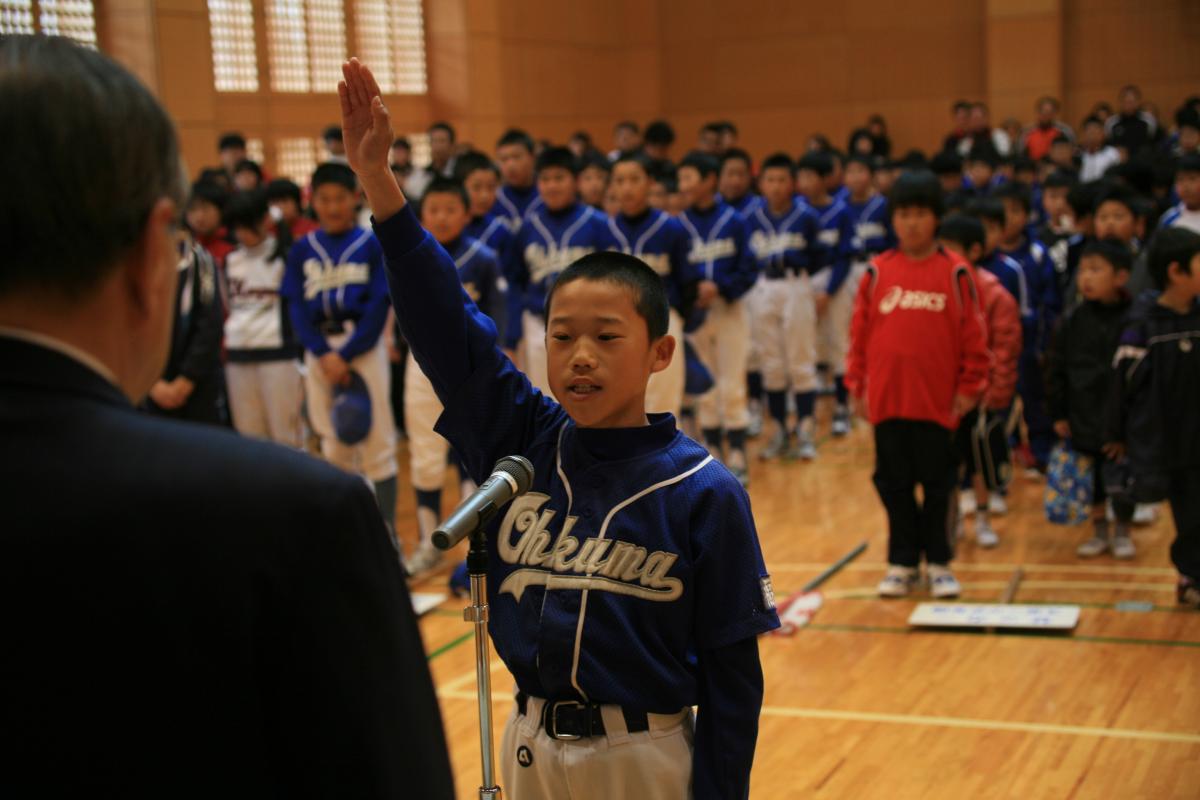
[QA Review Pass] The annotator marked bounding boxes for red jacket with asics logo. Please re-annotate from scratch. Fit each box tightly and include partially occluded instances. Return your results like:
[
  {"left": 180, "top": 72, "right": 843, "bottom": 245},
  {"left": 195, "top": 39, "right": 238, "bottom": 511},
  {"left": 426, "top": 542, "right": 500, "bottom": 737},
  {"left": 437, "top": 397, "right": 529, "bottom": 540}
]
[{"left": 845, "top": 247, "right": 990, "bottom": 430}]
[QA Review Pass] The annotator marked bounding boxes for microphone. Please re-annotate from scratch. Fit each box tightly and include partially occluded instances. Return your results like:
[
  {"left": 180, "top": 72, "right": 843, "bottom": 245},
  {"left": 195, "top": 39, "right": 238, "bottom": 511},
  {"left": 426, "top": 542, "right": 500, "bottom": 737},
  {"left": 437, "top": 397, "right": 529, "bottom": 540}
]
[{"left": 432, "top": 455, "right": 534, "bottom": 551}]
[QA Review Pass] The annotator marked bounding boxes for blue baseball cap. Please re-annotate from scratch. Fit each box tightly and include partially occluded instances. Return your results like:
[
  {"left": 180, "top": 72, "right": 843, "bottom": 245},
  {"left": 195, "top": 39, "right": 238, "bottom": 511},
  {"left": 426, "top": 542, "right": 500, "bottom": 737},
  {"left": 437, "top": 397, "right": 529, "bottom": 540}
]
[
  {"left": 331, "top": 370, "right": 372, "bottom": 445},
  {"left": 683, "top": 339, "right": 714, "bottom": 396}
]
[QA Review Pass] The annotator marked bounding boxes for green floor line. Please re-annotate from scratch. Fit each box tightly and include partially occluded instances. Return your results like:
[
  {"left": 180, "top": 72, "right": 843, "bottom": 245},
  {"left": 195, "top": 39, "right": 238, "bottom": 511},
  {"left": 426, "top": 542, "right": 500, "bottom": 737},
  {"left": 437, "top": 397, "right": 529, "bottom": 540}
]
[
  {"left": 426, "top": 631, "right": 474, "bottom": 661},
  {"left": 822, "top": 591, "right": 1192, "bottom": 615}
]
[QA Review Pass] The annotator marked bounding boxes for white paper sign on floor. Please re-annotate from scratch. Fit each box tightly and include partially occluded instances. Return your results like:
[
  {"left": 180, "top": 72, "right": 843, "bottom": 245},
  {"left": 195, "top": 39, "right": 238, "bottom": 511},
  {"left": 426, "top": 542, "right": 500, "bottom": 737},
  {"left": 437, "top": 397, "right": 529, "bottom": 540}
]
[
  {"left": 412, "top": 592, "right": 447, "bottom": 617},
  {"left": 908, "top": 603, "right": 1080, "bottom": 630}
]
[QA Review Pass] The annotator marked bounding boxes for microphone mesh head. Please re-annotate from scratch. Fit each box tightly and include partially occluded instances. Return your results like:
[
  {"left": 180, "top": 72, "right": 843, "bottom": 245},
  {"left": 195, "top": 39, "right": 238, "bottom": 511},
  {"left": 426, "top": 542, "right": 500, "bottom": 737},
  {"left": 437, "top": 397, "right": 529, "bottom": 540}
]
[{"left": 493, "top": 455, "right": 534, "bottom": 494}]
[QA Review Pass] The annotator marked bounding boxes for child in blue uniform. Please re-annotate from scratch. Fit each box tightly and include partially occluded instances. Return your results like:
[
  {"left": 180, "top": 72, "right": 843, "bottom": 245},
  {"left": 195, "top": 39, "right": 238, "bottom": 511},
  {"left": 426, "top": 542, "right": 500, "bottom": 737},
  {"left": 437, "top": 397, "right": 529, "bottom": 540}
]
[
  {"left": 281, "top": 162, "right": 398, "bottom": 534},
  {"left": 797, "top": 152, "right": 856, "bottom": 434},
  {"left": 507, "top": 146, "right": 609, "bottom": 395},
  {"left": 404, "top": 177, "right": 507, "bottom": 576},
  {"left": 600, "top": 153, "right": 697, "bottom": 417},
  {"left": 339, "top": 58, "right": 779, "bottom": 800},
  {"left": 678, "top": 152, "right": 760, "bottom": 485},
  {"left": 745, "top": 152, "right": 822, "bottom": 460}
]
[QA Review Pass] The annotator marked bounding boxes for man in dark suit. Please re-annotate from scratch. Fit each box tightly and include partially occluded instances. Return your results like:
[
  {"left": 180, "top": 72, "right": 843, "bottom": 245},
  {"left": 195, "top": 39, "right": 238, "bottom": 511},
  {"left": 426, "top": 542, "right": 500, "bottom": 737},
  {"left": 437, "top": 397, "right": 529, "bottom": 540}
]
[{"left": 0, "top": 36, "right": 454, "bottom": 798}]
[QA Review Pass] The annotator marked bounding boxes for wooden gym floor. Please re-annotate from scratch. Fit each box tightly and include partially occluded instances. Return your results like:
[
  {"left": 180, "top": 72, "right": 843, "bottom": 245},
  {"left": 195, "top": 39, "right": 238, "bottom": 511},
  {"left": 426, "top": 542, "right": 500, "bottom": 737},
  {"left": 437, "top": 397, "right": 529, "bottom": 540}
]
[{"left": 396, "top": 402, "right": 1200, "bottom": 799}]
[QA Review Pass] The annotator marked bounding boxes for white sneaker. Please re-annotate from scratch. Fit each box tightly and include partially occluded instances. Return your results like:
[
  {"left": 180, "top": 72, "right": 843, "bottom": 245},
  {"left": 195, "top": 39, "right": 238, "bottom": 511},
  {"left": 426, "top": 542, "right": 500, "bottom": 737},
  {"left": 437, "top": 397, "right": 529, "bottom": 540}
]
[
  {"left": 959, "top": 491, "right": 976, "bottom": 517},
  {"left": 759, "top": 429, "right": 788, "bottom": 460},
  {"left": 789, "top": 433, "right": 817, "bottom": 461},
  {"left": 1076, "top": 536, "right": 1109, "bottom": 557},
  {"left": 747, "top": 405, "right": 764, "bottom": 438},
  {"left": 928, "top": 565, "right": 961, "bottom": 599},
  {"left": 1133, "top": 504, "right": 1157, "bottom": 525},
  {"left": 831, "top": 406, "right": 851, "bottom": 437},
  {"left": 405, "top": 542, "right": 443, "bottom": 578},
  {"left": 877, "top": 566, "right": 919, "bottom": 598},
  {"left": 975, "top": 514, "right": 999, "bottom": 549},
  {"left": 1111, "top": 536, "right": 1136, "bottom": 560},
  {"left": 988, "top": 492, "right": 1008, "bottom": 515}
]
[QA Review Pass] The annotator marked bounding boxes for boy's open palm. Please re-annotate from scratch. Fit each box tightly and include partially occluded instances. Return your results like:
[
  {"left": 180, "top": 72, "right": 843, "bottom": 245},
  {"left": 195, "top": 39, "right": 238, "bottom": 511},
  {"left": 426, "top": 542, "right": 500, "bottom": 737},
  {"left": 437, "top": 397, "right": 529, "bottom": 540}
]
[{"left": 338, "top": 59, "right": 393, "bottom": 177}]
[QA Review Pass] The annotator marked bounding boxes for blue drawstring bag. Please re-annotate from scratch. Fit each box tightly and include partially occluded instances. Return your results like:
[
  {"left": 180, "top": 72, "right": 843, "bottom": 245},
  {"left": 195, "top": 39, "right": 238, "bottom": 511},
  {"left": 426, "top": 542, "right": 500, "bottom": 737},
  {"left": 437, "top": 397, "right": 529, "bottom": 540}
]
[{"left": 1044, "top": 441, "right": 1093, "bottom": 525}]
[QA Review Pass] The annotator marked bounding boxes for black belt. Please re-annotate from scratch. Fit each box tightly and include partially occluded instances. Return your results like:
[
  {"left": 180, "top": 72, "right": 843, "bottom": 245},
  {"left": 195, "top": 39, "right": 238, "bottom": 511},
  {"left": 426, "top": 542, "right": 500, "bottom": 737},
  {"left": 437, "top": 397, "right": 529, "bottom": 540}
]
[
  {"left": 516, "top": 691, "right": 649, "bottom": 740},
  {"left": 319, "top": 320, "right": 346, "bottom": 335}
]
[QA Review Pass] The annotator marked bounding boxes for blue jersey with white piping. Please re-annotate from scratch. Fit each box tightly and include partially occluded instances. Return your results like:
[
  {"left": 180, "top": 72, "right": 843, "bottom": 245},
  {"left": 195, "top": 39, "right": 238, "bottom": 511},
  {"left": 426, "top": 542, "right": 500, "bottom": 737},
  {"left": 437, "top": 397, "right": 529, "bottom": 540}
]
[
  {"left": 679, "top": 201, "right": 759, "bottom": 301},
  {"left": 598, "top": 208, "right": 695, "bottom": 311},
  {"left": 491, "top": 183, "right": 543, "bottom": 232},
  {"left": 805, "top": 197, "right": 855, "bottom": 294},
  {"left": 745, "top": 199, "right": 820, "bottom": 279},
  {"left": 844, "top": 193, "right": 895, "bottom": 262},
  {"left": 507, "top": 203, "right": 609, "bottom": 347},
  {"left": 281, "top": 226, "right": 389, "bottom": 360}
]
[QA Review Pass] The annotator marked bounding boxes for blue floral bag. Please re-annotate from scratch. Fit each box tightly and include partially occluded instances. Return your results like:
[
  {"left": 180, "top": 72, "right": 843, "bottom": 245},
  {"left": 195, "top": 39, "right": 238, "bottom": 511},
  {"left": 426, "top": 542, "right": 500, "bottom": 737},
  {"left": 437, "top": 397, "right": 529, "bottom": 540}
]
[{"left": 1044, "top": 442, "right": 1094, "bottom": 525}]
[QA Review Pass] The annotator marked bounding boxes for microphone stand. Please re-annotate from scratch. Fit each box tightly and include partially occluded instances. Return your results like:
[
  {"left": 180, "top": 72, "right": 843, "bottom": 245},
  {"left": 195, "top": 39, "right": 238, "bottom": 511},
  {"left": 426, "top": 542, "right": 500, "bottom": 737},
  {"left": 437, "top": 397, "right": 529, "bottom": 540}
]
[{"left": 463, "top": 527, "right": 502, "bottom": 799}]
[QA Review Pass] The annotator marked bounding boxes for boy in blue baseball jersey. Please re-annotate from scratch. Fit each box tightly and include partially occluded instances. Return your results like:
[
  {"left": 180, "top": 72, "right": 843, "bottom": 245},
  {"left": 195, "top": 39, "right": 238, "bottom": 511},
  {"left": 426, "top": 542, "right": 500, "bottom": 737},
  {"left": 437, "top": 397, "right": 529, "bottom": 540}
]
[
  {"left": 678, "top": 152, "right": 761, "bottom": 486},
  {"left": 457, "top": 150, "right": 514, "bottom": 263},
  {"left": 718, "top": 148, "right": 762, "bottom": 218},
  {"left": 746, "top": 152, "right": 823, "bottom": 460},
  {"left": 493, "top": 128, "right": 542, "bottom": 231},
  {"left": 798, "top": 152, "right": 857, "bottom": 435},
  {"left": 404, "top": 177, "right": 508, "bottom": 576},
  {"left": 507, "top": 146, "right": 609, "bottom": 396},
  {"left": 281, "top": 162, "right": 398, "bottom": 535},
  {"left": 339, "top": 58, "right": 779, "bottom": 800},
  {"left": 600, "top": 153, "right": 696, "bottom": 418}
]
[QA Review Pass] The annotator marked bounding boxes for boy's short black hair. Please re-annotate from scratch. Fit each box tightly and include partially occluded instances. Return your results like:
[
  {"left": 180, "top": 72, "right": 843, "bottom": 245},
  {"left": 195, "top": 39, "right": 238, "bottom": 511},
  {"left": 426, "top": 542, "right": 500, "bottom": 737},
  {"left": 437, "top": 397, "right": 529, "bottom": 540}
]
[
  {"left": 265, "top": 178, "right": 302, "bottom": 206},
  {"left": 1081, "top": 115, "right": 1105, "bottom": 129},
  {"left": 454, "top": 150, "right": 499, "bottom": 181},
  {"left": 544, "top": 251, "right": 670, "bottom": 340},
  {"left": 643, "top": 120, "right": 676, "bottom": 147},
  {"left": 796, "top": 151, "right": 833, "bottom": 177},
  {"left": 1148, "top": 226, "right": 1200, "bottom": 290},
  {"left": 952, "top": 100, "right": 971, "bottom": 113},
  {"left": 826, "top": 148, "right": 846, "bottom": 168},
  {"left": 535, "top": 146, "right": 579, "bottom": 176},
  {"left": 1067, "top": 181, "right": 1098, "bottom": 217},
  {"left": 965, "top": 143, "right": 999, "bottom": 168},
  {"left": 197, "top": 166, "right": 232, "bottom": 188},
  {"left": 889, "top": 170, "right": 944, "bottom": 217},
  {"left": 1013, "top": 156, "right": 1037, "bottom": 175},
  {"left": 580, "top": 151, "right": 611, "bottom": 173},
  {"left": 1093, "top": 181, "right": 1137, "bottom": 215},
  {"left": 234, "top": 159, "right": 263, "bottom": 179},
  {"left": 613, "top": 151, "right": 653, "bottom": 174},
  {"left": 189, "top": 179, "right": 230, "bottom": 211},
  {"left": 218, "top": 132, "right": 246, "bottom": 151},
  {"left": 497, "top": 128, "right": 535, "bottom": 153},
  {"left": 1176, "top": 107, "right": 1200, "bottom": 132},
  {"left": 1081, "top": 237, "right": 1133, "bottom": 273},
  {"left": 654, "top": 173, "right": 678, "bottom": 193},
  {"left": 392, "top": 136, "right": 411, "bottom": 150},
  {"left": 930, "top": 150, "right": 963, "bottom": 176},
  {"left": 938, "top": 212, "right": 986, "bottom": 255},
  {"left": 429, "top": 121, "right": 456, "bottom": 142},
  {"left": 700, "top": 121, "right": 723, "bottom": 136},
  {"left": 614, "top": 120, "right": 639, "bottom": 134},
  {"left": 322, "top": 125, "right": 343, "bottom": 143},
  {"left": 311, "top": 162, "right": 357, "bottom": 193},
  {"left": 899, "top": 149, "right": 930, "bottom": 170},
  {"left": 720, "top": 148, "right": 752, "bottom": 169},
  {"left": 1043, "top": 170, "right": 1075, "bottom": 190},
  {"left": 760, "top": 152, "right": 795, "bottom": 175},
  {"left": 845, "top": 154, "right": 876, "bottom": 173},
  {"left": 679, "top": 151, "right": 720, "bottom": 178},
  {"left": 0, "top": 36, "right": 186, "bottom": 300},
  {"left": 968, "top": 196, "right": 1006, "bottom": 226},
  {"left": 422, "top": 176, "right": 469, "bottom": 208},
  {"left": 993, "top": 181, "right": 1032, "bottom": 212},
  {"left": 223, "top": 187, "right": 270, "bottom": 230},
  {"left": 1178, "top": 153, "right": 1200, "bottom": 175},
  {"left": 714, "top": 120, "right": 738, "bottom": 136}
]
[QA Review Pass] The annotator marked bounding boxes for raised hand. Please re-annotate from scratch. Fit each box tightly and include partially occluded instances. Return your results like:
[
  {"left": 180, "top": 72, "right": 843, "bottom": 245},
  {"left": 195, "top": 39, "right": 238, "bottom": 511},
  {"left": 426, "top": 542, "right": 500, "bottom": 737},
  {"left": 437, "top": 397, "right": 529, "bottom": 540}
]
[
  {"left": 338, "top": 58, "right": 394, "bottom": 179},
  {"left": 337, "top": 58, "right": 406, "bottom": 221}
]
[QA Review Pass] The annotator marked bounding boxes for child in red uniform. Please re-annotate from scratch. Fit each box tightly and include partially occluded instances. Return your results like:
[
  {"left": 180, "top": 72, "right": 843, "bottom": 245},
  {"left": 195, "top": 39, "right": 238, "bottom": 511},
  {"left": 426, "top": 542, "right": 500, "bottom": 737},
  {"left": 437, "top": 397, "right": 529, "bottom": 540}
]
[{"left": 846, "top": 171, "right": 989, "bottom": 598}]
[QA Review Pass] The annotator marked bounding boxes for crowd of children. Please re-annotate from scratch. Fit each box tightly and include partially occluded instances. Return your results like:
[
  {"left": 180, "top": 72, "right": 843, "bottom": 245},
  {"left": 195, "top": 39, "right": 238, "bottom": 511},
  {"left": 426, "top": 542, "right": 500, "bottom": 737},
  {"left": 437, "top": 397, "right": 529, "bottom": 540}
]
[{"left": 164, "top": 86, "right": 1200, "bottom": 607}]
